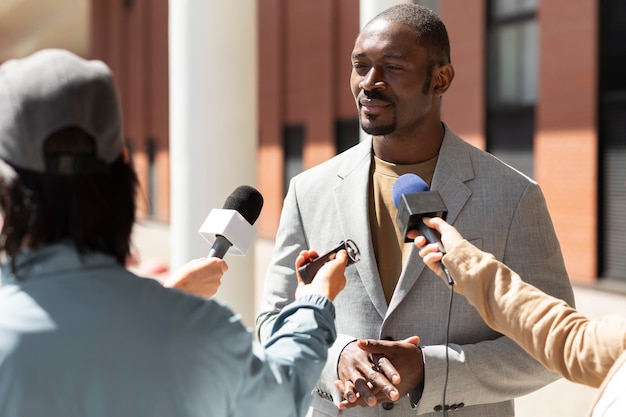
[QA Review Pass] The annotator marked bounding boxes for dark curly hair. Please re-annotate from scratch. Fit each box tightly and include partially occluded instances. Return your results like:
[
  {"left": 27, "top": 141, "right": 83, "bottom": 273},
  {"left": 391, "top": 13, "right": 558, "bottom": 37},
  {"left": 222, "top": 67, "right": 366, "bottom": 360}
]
[
  {"left": 367, "top": 3, "right": 451, "bottom": 66},
  {"left": 0, "top": 127, "right": 138, "bottom": 277}
]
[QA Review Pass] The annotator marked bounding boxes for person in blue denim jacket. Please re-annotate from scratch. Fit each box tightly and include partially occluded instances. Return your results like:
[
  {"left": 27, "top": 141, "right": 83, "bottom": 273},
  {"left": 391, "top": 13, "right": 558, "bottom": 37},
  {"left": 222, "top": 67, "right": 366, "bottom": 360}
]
[{"left": 0, "top": 48, "right": 347, "bottom": 417}]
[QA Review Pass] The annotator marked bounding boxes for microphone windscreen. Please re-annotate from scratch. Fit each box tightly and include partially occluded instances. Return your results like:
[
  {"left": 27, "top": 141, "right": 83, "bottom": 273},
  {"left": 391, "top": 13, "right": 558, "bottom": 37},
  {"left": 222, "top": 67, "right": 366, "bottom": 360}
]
[
  {"left": 392, "top": 173, "right": 430, "bottom": 208},
  {"left": 222, "top": 185, "right": 264, "bottom": 225}
]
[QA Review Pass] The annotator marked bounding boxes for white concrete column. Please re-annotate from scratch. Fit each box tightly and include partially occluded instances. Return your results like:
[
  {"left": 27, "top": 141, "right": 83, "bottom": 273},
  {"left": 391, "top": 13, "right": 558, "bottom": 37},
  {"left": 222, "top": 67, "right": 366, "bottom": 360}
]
[{"left": 169, "top": 1, "right": 258, "bottom": 326}]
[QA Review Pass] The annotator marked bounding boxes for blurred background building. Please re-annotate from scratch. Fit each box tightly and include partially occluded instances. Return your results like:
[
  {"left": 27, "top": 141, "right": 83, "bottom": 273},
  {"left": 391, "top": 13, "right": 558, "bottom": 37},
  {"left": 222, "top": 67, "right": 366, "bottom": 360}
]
[
  {"left": 2, "top": 1, "right": 625, "bottom": 415},
  {"left": 0, "top": 0, "right": 626, "bottom": 300},
  {"left": 255, "top": 0, "right": 626, "bottom": 288},
  {"left": 1, "top": 0, "right": 624, "bottom": 310}
]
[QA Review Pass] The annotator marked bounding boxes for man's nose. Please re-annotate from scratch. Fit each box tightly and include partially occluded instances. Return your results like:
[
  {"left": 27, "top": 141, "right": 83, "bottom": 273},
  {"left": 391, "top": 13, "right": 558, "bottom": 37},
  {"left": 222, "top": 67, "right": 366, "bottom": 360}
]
[{"left": 359, "top": 67, "right": 386, "bottom": 91}]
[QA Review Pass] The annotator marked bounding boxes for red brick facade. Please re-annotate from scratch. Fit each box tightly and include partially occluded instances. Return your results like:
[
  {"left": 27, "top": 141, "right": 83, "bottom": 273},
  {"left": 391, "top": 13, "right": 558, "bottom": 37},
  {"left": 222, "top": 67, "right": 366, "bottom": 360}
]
[
  {"left": 90, "top": 0, "right": 171, "bottom": 222},
  {"left": 94, "top": 0, "right": 602, "bottom": 283}
]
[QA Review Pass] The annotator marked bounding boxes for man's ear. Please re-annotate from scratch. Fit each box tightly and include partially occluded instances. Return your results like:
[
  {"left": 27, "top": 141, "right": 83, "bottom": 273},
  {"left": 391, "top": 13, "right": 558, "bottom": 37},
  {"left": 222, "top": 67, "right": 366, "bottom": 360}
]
[{"left": 433, "top": 64, "right": 454, "bottom": 96}]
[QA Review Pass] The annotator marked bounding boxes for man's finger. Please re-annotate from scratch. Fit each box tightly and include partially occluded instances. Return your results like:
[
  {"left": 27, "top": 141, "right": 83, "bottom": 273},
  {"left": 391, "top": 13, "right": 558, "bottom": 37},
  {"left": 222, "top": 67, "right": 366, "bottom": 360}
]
[
  {"left": 357, "top": 336, "right": 421, "bottom": 352},
  {"left": 334, "top": 379, "right": 357, "bottom": 404},
  {"left": 354, "top": 377, "right": 377, "bottom": 406},
  {"left": 374, "top": 356, "right": 401, "bottom": 385}
]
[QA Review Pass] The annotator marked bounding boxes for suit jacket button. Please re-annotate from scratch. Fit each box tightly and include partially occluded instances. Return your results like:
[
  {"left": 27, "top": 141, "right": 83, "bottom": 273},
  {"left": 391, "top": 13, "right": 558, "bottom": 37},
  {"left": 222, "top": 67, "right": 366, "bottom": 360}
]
[{"left": 382, "top": 402, "right": 394, "bottom": 410}]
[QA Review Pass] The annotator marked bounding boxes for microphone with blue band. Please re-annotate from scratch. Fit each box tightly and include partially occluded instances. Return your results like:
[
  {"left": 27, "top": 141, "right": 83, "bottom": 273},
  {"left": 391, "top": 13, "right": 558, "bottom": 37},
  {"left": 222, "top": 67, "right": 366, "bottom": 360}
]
[{"left": 392, "top": 174, "right": 453, "bottom": 285}]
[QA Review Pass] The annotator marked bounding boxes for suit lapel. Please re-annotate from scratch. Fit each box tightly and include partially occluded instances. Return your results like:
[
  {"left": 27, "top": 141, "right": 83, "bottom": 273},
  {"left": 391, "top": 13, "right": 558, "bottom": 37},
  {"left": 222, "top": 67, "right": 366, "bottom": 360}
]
[
  {"left": 387, "top": 126, "right": 474, "bottom": 315},
  {"left": 334, "top": 139, "right": 389, "bottom": 319},
  {"left": 431, "top": 128, "right": 475, "bottom": 225}
]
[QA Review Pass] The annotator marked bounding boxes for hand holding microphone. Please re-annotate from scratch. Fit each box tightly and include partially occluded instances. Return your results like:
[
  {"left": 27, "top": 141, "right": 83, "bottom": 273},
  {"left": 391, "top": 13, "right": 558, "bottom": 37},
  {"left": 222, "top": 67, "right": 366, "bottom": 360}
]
[
  {"left": 413, "top": 217, "right": 464, "bottom": 286},
  {"left": 163, "top": 257, "right": 228, "bottom": 298},
  {"left": 164, "top": 185, "right": 263, "bottom": 298},
  {"left": 392, "top": 174, "right": 453, "bottom": 285},
  {"left": 392, "top": 174, "right": 446, "bottom": 249}
]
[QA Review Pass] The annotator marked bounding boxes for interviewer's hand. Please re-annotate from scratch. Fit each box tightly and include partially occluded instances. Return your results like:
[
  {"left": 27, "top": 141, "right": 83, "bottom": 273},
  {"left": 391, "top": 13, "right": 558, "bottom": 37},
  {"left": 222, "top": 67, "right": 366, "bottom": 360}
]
[
  {"left": 163, "top": 257, "right": 228, "bottom": 298},
  {"left": 295, "top": 249, "right": 347, "bottom": 301},
  {"left": 411, "top": 217, "right": 463, "bottom": 279}
]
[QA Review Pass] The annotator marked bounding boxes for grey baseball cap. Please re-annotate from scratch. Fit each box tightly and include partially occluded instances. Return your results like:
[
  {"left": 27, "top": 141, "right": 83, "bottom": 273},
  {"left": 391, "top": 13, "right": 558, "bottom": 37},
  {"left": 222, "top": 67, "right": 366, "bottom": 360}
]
[{"left": 0, "top": 48, "right": 123, "bottom": 174}]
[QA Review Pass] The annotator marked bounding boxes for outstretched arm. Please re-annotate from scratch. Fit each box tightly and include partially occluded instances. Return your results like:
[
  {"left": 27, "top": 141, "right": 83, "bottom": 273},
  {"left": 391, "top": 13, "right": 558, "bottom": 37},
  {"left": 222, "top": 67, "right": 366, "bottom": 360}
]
[
  {"left": 415, "top": 217, "right": 626, "bottom": 387},
  {"left": 219, "top": 247, "right": 349, "bottom": 417}
]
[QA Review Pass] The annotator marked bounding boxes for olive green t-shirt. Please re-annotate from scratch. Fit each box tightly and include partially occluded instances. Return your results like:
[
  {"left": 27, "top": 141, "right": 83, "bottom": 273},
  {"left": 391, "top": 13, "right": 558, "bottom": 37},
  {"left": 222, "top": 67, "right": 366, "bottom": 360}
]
[{"left": 369, "top": 155, "right": 438, "bottom": 304}]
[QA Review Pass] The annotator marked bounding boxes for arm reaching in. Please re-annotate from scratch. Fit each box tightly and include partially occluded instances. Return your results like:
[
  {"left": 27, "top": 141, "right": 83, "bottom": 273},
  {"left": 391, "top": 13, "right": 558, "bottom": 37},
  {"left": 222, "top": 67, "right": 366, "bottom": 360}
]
[
  {"left": 165, "top": 248, "right": 348, "bottom": 302},
  {"left": 208, "top": 248, "right": 349, "bottom": 417},
  {"left": 238, "top": 248, "right": 349, "bottom": 417},
  {"left": 414, "top": 217, "right": 626, "bottom": 388}
]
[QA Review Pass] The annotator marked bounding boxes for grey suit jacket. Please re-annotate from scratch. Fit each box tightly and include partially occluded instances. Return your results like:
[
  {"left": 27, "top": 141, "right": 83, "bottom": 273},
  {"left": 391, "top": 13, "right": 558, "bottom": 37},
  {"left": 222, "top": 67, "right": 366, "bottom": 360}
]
[{"left": 257, "top": 125, "right": 575, "bottom": 417}]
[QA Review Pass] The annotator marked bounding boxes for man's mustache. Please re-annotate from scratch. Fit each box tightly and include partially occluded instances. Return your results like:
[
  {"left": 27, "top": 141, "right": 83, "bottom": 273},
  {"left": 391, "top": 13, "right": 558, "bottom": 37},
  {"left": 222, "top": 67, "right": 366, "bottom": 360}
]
[{"left": 359, "top": 90, "right": 391, "bottom": 103}]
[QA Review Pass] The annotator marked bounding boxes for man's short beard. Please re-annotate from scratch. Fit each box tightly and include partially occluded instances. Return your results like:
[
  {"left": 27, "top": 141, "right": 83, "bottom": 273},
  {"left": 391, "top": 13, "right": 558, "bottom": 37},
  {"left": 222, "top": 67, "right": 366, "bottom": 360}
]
[
  {"left": 358, "top": 65, "right": 434, "bottom": 136},
  {"left": 360, "top": 120, "right": 396, "bottom": 136}
]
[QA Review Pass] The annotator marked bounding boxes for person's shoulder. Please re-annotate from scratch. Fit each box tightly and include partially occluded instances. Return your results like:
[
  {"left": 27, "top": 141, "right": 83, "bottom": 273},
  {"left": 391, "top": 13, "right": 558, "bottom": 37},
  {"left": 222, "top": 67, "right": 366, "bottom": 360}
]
[
  {"left": 445, "top": 129, "right": 536, "bottom": 185},
  {"left": 148, "top": 285, "right": 254, "bottom": 376},
  {"left": 137, "top": 278, "right": 251, "bottom": 340},
  {"left": 138, "top": 275, "right": 223, "bottom": 310},
  {"left": 119, "top": 270, "right": 226, "bottom": 318},
  {"left": 0, "top": 283, "right": 31, "bottom": 321}
]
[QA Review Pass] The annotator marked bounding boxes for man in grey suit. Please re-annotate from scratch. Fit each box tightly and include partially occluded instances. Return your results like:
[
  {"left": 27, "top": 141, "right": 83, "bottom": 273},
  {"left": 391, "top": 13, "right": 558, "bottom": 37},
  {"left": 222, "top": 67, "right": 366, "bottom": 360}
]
[{"left": 256, "top": 4, "right": 575, "bottom": 417}]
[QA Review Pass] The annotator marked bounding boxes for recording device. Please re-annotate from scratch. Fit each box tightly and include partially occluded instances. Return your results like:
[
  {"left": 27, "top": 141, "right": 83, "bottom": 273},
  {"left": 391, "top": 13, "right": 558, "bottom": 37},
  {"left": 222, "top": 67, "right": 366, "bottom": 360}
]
[
  {"left": 298, "top": 239, "right": 361, "bottom": 284},
  {"left": 198, "top": 185, "right": 264, "bottom": 258},
  {"left": 392, "top": 174, "right": 453, "bottom": 285}
]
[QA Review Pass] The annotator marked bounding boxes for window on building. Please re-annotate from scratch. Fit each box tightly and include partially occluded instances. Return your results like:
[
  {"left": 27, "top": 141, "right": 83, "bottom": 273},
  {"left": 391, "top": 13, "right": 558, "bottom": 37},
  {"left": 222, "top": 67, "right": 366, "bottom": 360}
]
[
  {"left": 599, "top": 0, "right": 626, "bottom": 281},
  {"left": 283, "top": 124, "right": 304, "bottom": 197},
  {"left": 147, "top": 138, "right": 157, "bottom": 218},
  {"left": 336, "top": 119, "right": 360, "bottom": 154},
  {"left": 486, "top": 0, "right": 538, "bottom": 178}
]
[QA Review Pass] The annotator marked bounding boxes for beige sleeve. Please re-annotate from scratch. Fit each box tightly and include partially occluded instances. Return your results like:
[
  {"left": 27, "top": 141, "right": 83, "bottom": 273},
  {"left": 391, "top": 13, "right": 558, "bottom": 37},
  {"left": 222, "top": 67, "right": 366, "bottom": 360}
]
[{"left": 443, "top": 240, "right": 626, "bottom": 388}]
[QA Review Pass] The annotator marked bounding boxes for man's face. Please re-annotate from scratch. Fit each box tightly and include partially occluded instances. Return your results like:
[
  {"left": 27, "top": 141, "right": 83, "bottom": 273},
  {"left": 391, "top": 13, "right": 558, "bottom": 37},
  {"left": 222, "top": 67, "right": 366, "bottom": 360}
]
[{"left": 350, "top": 20, "right": 435, "bottom": 137}]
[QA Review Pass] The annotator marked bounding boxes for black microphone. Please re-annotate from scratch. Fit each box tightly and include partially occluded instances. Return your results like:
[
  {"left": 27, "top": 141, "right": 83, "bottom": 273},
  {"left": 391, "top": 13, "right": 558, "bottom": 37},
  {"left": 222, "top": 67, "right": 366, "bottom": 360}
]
[
  {"left": 198, "top": 185, "right": 264, "bottom": 259},
  {"left": 392, "top": 174, "right": 453, "bottom": 285}
]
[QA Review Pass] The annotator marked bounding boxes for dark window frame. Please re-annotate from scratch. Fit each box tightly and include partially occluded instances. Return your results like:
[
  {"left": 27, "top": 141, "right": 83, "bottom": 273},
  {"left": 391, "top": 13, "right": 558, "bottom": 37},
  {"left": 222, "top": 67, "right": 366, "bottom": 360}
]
[
  {"left": 283, "top": 124, "right": 305, "bottom": 198},
  {"left": 485, "top": 0, "right": 538, "bottom": 178}
]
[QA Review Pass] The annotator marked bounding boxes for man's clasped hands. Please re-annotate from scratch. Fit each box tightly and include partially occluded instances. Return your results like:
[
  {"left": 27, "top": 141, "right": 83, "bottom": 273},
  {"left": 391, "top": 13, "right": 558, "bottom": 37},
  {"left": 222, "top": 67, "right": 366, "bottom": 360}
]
[{"left": 334, "top": 336, "right": 423, "bottom": 409}]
